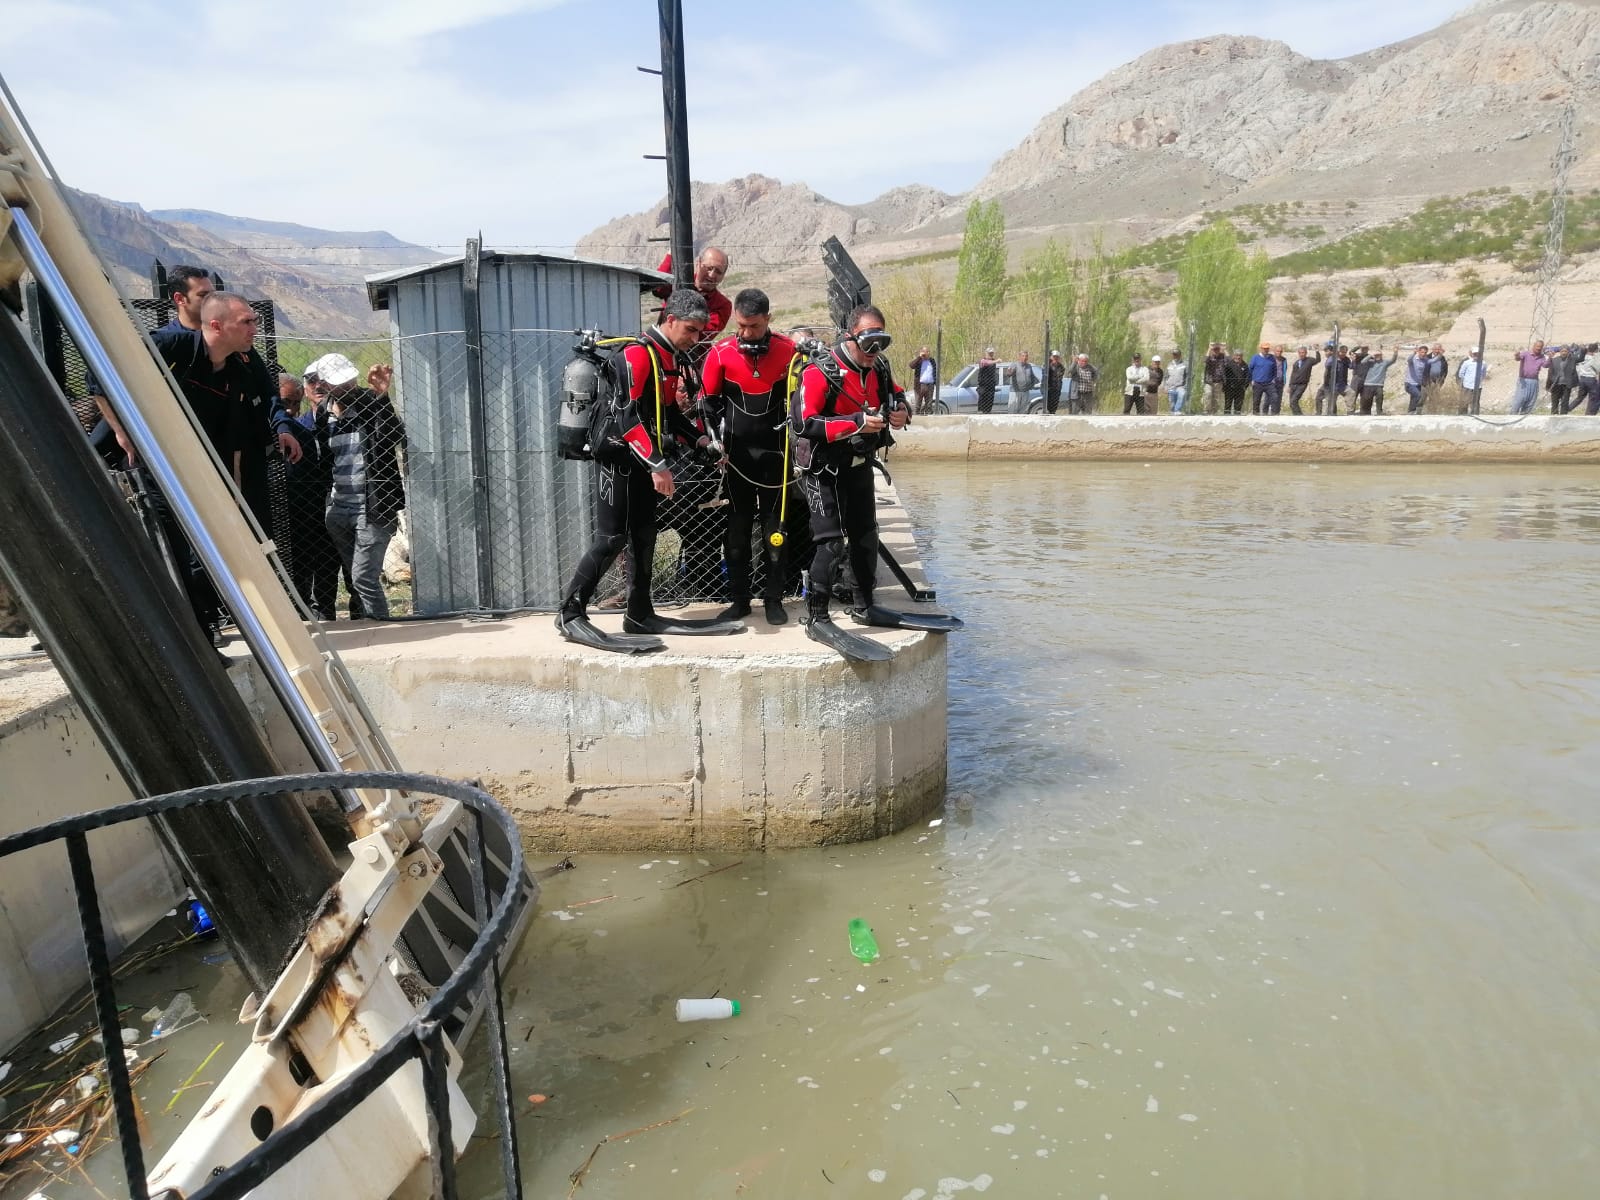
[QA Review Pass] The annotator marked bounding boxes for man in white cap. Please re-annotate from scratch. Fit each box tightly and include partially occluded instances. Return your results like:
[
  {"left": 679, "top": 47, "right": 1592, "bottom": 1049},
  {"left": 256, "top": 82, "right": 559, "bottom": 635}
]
[{"left": 306, "top": 353, "right": 406, "bottom": 620}]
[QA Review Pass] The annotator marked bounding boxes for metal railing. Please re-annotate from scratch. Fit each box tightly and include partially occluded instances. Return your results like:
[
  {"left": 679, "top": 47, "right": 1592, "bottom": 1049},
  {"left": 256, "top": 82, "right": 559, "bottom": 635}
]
[{"left": 0, "top": 770, "right": 527, "bottom": 1200}]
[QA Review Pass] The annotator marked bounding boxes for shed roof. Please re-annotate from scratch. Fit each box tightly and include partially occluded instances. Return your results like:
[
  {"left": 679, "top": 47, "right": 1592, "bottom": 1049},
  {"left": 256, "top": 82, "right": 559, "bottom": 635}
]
[{"left": 365, "top": 250, "right": 672, "bottom": 311}]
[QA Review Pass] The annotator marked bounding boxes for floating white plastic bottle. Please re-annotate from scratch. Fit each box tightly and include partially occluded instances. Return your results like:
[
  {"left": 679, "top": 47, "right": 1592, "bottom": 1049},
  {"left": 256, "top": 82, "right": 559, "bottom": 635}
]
[{"left": 675, "top": 998, "right": 740, "bottom": 1022}]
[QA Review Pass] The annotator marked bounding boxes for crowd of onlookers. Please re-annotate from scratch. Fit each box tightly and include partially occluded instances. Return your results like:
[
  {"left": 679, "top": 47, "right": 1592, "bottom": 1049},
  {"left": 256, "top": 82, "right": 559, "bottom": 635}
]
[
  {"left": 927, "top": 337, "right": 1600, "bottom": 416},
  {"left": 81, "top": 265, "right": 407, "bottom": 643}
]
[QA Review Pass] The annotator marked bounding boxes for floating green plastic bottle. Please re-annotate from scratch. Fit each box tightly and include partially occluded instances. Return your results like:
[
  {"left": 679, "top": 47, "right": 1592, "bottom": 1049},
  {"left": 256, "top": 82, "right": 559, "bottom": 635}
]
[{"left": 848, "top": 918, "right": 880, "bottom": 963}]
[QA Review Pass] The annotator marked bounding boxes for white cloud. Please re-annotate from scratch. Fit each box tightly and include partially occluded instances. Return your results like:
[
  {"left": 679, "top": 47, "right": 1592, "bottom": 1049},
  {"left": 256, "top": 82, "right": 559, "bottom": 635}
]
[{"left": 0, "top": 0, "right": 1492, "bottom": 250}]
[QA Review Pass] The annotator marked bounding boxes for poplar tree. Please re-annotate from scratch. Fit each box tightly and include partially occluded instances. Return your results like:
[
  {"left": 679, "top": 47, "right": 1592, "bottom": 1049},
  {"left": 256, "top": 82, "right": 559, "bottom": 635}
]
[
  {"left": 954, "top": 199, "right": 1008, "bottom": 315},
  {"left": 1175, "top": 220, "right": 1269, "bottom": 353}
]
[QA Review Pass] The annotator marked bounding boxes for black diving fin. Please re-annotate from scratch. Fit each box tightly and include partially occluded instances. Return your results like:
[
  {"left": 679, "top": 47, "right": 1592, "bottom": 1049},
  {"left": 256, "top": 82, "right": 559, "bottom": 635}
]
[
  {"left": 555, "top": 613, "right": 666, "bottom": 655},
  {"left": 623, "top": 612, "right": 747, "bottom": 636},
  {"left": 849, "top": 604, "right": 964, "bottom": 633},
  {"left": 803, "top": 615, "right": 894, "bottom": 662}
]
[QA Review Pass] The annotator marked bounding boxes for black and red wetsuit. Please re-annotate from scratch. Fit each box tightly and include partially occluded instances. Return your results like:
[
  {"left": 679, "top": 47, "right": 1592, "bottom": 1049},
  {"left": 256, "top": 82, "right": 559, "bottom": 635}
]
[
  {"left": 701, "top": 332, "right": 804, "bottom": 604},
  {"left": 795, "top": 345, "right": 903, "bottom": 620},
  {"left": 560, "top": 327, "right": 702, "bottom": 619}
]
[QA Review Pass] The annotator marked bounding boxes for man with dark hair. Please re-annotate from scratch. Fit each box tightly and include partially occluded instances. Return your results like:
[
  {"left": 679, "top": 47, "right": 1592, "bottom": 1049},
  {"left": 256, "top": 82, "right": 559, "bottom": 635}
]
[
  {"left": 1045, "top": 350, "right": 1066, "bottom": 414},
  {"left": 1202, "top": 343, "right": 1227, "bottom": 413},
  {"left": 279, "top": 371, "right": 341, "bottom": 620},
  {"left": 159, "top": 266, "right": 215, "bottom": 333},
  {"left": 974, "top": 348, "right": 999, "bottom": 414},
  {"left": 794, "top": 304, "right": 954, "bottom": 659},
  {"left": 557, "top": 288, "right": 735, "bottom": 652},
  {"left": 308, "top": 353, "right": 406, "bottom": 620},
  {"left": 89, "top": 265, "right": 216, "bottom": 464},
  {"left": 701, "top": 287, "right": 801, "bottom": 626},
  {"left": 1317, "top": 345, "right": 1351, "bottom": 414},
  {"left": 1248, "top": 343, "right": 1276, "bottom": 415}
]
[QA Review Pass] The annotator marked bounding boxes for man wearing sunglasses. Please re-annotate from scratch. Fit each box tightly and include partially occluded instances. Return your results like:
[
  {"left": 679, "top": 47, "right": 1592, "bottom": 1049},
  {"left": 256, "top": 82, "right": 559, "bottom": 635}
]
[{"left": 795, "top": 305, "right": 956, "bottom": 657}]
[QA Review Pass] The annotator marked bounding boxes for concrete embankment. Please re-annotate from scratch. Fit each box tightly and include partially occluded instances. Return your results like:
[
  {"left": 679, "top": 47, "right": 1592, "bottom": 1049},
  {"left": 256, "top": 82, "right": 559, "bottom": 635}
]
[{"left": 894, "top": 414, "right": 1600, "bottom": 462}]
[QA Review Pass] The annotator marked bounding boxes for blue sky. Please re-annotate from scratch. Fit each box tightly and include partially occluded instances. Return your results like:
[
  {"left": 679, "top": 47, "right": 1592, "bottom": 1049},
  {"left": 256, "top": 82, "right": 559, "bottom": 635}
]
[{"left": 4, "top": 0, "right": 1471, "bottom": 250}]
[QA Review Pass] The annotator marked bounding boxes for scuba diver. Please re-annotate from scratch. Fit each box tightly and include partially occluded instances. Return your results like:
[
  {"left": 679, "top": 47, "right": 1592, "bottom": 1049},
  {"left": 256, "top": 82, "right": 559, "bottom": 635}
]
[
  {"left": 793, "top": 304, "right": 963, "bottom": 662},
  {"left": 700, "top": 288, "right": 801, "bottom": 627},
  {"left": 555, "top": 288, "right": 746, "bottom": 654}
]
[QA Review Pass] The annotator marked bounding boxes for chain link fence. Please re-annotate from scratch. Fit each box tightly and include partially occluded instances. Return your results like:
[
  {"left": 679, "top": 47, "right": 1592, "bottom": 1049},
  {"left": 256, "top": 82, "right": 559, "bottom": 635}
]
[{"left": 24, "top": 293, "right": 813, "bottom": 622}]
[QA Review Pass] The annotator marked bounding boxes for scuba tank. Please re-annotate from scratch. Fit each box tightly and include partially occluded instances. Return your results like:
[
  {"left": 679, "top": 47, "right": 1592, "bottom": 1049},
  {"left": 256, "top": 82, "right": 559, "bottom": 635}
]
[{"left": 559, "top": 330, "right": 606, "bottom": 461}]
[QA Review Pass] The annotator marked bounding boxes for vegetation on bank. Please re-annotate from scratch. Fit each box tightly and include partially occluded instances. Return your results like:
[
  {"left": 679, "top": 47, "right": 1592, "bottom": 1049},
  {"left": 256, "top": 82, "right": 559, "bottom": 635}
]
[{"left": 875, "top": 186, "right": 1598, "bottom": 356}]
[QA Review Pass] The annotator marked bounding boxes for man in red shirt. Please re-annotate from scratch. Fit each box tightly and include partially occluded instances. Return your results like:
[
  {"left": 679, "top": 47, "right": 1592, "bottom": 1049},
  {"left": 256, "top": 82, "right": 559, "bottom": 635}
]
[
  {"left": 701, "top": 287, "right": 800, "bottom": 625},
  {"left": 556, "top": 289, "right": 741, "bottom": 652},
  {"left": 656, "top": 246, "right": 731, "bottom": 348}
]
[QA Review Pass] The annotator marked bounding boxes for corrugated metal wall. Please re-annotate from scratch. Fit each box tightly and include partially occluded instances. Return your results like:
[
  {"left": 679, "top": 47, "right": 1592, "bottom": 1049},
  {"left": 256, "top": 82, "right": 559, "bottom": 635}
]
[{"left": 382, "top": 257, "right": 643, "bottom": 615}]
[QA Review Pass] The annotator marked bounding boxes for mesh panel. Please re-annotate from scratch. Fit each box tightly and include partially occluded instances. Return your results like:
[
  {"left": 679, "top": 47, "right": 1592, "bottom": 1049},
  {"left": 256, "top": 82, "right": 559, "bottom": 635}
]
[{"left": 29, "top": 302, "right": 818, "bottom": 622}]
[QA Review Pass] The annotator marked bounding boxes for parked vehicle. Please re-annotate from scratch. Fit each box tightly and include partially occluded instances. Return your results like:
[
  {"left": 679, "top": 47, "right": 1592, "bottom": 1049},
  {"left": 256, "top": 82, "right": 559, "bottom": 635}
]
[{"left": 923, "top": 361, "right": 1046, "bottom": 414}]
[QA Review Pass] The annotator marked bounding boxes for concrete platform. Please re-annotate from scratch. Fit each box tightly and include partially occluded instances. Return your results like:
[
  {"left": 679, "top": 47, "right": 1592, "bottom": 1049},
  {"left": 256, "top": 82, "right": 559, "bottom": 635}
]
[
  {"left": 0, "top": 493, "right": 950, "bottom": 866},
  {"left": 896, "top": 414, "right": 1600, "bottom": 462},
  {"left": 321, "top": 597, "right": 947, "bottom": 853}
]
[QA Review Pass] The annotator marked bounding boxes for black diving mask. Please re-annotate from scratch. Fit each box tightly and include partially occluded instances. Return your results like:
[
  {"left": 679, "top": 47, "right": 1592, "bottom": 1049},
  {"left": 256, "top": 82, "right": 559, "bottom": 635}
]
[{"left": 852, "top": 328, "right": 893, "bottom": 357}]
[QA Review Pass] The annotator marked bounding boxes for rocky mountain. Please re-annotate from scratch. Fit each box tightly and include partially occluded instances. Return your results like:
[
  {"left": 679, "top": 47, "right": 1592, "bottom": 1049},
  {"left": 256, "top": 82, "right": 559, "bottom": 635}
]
[
  {"left": 576, "top": 174, "right": 956, "bottom": 273},
  {"left": 978, "top": 0, "right": 1600, "bottom": 223},
  {"left": 579, "top": 0, "right": 1599, "bottom": 270},
  {"left": 66, "top": 192, "right": 440, "bottom": 337},
  {"left": 148, "top": 209, "right": 441, "bottom": 291}
]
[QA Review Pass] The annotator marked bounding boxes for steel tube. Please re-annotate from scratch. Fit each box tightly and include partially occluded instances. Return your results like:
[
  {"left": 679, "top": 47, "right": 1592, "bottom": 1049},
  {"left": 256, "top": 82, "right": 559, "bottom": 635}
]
[
  {"left": 0, "top": 304, "right": 338, "bottom": 991},
  {"left": 8, "top": 207, "right": 356, "bottom": 795}
]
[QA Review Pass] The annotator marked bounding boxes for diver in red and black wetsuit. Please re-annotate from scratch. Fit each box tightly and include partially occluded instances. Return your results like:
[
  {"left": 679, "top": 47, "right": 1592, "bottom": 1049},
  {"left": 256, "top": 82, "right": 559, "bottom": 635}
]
[
  {"left": 556, "top": 288, "right": 746, "bottom": 651},
  {"left": 701, "top": 288, "right": 801, "bottom": 626},
  {"left": 794, "top": 304, "right": 962, "bottom": 660}
]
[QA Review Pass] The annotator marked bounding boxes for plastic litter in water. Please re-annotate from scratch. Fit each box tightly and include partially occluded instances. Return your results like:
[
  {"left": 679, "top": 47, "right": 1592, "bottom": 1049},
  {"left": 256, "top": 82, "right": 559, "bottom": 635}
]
[
  {"left": 848, "top": 918, "right": 880, "bottom": 963},
  {"left": 674, "top": 998, "right": 739, "bottom": 1022},
  {"left": 47, "top": 1034, "right": 77, "bottom": 1054},
  {"left": 45, "top": 1130, "right": 78, "bottom": 1146},
  {"left": 151, "top": 992, "right": 203, "bottom": 1039}
]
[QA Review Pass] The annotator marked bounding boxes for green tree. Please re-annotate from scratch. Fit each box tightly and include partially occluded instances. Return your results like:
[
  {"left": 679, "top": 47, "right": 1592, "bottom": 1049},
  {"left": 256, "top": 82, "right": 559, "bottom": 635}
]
[
  {"left": 1174, "top": 220, "right": 1269, "bottom": 356},
  {"left": 1017, "top": 235, "right": 1140, "bottom": 411},
  {"left": 954, "top": 199, "right": 1008, "bottom": 316}
]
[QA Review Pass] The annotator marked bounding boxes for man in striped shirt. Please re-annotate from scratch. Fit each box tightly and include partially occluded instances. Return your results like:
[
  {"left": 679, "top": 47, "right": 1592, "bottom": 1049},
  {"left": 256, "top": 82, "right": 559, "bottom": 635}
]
[{"left": 309, "top": 353, "right": 406, "bottom": 620}]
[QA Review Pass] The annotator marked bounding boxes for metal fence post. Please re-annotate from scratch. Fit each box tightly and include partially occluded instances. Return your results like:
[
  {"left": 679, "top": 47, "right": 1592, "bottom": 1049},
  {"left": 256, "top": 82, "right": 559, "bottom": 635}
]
[
  {"left": 462, "top": 236, "right": 495, "bottom": 611},
  {"left": 1186, "top": 319, "right": 1197, "bottom": 416},
  {"left": 1473, "top": 318, "right": 1486, "bottom": 414},
  {"left": 1043, "top": 318, "right": 1051, "bottom": 412}
]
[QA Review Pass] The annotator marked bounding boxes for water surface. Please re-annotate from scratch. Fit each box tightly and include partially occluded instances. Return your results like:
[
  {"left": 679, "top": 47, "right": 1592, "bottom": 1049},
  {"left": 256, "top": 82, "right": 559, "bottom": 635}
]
[{"left": 474, "top": 462, "right": 1600, "bottom": 1199}]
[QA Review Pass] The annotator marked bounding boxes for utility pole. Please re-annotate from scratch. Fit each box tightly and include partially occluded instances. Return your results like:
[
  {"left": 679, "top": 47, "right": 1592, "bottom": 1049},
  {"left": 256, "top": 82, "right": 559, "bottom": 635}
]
[
  {"left": 658, "top": 0, "right": 693, "bottom": 288},
  {"left": 1528, "top": 102, "right": 1576, "bottom": 345}
]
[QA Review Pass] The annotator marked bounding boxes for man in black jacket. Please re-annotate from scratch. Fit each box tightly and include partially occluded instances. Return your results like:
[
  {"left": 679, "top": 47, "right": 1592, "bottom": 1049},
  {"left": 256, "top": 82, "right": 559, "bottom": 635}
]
[{"left": 1287, "top": 346, "right": 1321, "bottom": 415}]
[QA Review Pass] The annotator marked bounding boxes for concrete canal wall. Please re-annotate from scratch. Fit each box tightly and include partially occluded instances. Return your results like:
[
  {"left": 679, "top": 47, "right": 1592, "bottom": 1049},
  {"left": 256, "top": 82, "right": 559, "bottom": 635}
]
[{"left": 894, "top": 414, "right": 1600, "bottom": 462}]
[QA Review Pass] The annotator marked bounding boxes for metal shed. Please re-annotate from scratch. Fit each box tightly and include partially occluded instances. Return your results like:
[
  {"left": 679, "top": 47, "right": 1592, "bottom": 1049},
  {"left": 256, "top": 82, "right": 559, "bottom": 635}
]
[{"left": 367, "top": 247, "right": 668, "bottom": 616}]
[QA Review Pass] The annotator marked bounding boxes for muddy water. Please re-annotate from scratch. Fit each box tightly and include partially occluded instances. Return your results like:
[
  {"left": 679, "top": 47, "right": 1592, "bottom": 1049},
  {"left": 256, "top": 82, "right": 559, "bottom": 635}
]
[{"left": 470, "top": 462, "right": 1600, "bottom": 1199}]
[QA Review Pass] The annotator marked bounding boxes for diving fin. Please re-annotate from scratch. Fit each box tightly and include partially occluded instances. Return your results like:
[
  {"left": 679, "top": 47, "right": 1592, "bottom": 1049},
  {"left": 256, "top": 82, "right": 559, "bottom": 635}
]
[
  {"left": 555, "top": 613, "right": 666, "bottom": 655},
  {"left": 803, "top": 615, "right": 894, "bottom": 662},
  {"left": 850, "top": 604, "right": 964, "bottom": 633},
  {"left": 623, "top": 612, "right": 747, "bottom": 637}
]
